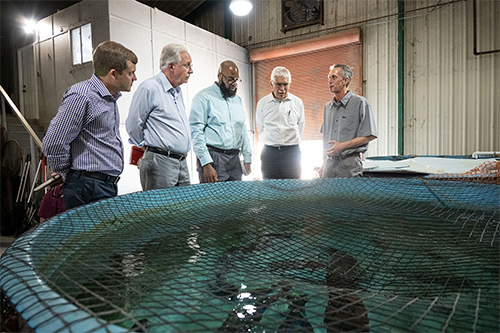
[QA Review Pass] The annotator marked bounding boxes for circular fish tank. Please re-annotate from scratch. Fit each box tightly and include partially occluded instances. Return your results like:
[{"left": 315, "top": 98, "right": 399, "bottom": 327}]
[{"left": 1, "top": 178, "right": 499, "bottom": 332}]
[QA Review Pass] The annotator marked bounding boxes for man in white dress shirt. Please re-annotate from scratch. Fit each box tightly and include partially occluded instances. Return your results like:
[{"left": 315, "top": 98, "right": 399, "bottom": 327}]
[{"left": 256, "top": 67, "right": 305, "bottom": 179}]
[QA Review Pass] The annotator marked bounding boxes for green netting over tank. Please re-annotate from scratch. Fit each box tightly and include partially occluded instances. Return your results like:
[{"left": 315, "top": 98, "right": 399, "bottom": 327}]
[{"left": 1, "top": 178, "right": 499, "bottom": 332}]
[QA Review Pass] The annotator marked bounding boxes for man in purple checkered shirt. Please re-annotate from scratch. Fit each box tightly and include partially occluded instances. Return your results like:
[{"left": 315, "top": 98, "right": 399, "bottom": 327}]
[{"left": 43, "top": 41, "right": 137, "bottom": 209}]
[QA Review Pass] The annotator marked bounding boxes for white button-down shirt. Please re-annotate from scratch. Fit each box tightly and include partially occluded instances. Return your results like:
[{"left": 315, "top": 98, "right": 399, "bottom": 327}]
[{"left": 256, "top": 92, "right": 305, "bottom": 146}]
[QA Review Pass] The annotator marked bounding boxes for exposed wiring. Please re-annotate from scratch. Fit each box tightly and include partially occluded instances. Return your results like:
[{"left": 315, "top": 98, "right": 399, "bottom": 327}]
[{"left": 241, "top": 0, "right": 464, "bottom": 48}]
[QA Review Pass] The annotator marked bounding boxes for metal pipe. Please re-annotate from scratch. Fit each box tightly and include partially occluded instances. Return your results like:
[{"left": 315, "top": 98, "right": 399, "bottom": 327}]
[
  {"left": 0, "top": 85, "right": 43, "bottom": 149},
  {"left": 1, "top": 95, "right": 6, "bottom": 130},
  {"left": 472, "top": 151, "right": 500, "bottom": 159},
  {"left": 16, "top": 159, "right": 30, "bottom": 203},
  {"left": 28, "top": 159, "right": 43, "bottom": 204},
  {"left": 473, "top": 0, "right": 500, "bottom": 56},
  {"left": 242, "top": 0, "right": 463, "bottom": 48},
  {"left": 30, "top": 136, "right": 37, "bottom": 186}
]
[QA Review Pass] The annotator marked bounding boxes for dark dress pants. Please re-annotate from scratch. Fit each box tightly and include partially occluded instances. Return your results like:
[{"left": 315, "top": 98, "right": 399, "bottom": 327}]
[
  {"left": 261, "top": 145, "right": 302, "bottom": 179},
  {"left": 63, "top": 170, "right": 118, "bottom": 210}
]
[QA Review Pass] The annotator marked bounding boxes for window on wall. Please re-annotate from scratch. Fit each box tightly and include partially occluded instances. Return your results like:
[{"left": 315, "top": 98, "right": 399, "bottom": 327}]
[{"left": 71, "top": 23, "right": 92, "bottom": 65}]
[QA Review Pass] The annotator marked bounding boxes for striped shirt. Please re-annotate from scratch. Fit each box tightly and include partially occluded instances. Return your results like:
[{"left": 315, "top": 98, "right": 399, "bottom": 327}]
[{"left": 43, "top": 74, "right": 124, "bottom": 178}]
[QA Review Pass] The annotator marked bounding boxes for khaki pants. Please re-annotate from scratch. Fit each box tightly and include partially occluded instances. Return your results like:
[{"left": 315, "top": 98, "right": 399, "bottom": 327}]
[
  {"left": 322, "top": 154, "right": 363, "bottom": 178},
  {"left": 139, "top": 150, "right": 190, "bottom": 190}
]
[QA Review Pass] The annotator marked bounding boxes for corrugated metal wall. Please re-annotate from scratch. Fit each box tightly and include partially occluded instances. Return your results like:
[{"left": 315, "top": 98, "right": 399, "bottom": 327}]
[
  {"left": 363, "top": 2, "right": 399, "bottom": 157},
  {"left": 195, "top": 0, "right": 499, "bottom": 156},
  {"left": 404, "top": 0, "right": 500, "bottom": 155},
  {"left": 233, "top": 0, "right": 399, "bottom": 157},
  {"left": 191, "top": 1, "right": 226, "bottom": 37}
]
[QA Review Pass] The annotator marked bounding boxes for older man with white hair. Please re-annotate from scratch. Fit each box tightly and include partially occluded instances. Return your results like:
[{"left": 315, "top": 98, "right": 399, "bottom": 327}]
[
  {"left": 256, "top": 66, "right": 305, "bottom": 179},
  {"left": 126, "top": 43, "right": 193, "bottom": 190}
]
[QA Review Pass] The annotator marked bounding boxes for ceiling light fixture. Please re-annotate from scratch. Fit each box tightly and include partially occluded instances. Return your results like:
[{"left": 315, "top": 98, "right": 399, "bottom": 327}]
[
  {"left": 22, "top": 18, "right": 38, "bottom": 34},
  {"left": 230, "top": 0, "right": 253, "bottom": 16}
]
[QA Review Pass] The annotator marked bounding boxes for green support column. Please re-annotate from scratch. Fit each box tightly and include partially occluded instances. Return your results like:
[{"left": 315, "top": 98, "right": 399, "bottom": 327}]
[{"left": 397, "top": 0, "right": 404, "bottom": 155}]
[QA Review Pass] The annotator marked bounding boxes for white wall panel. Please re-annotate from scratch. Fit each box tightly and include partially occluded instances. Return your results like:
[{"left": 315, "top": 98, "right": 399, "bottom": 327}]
[
  {"left": 152, "top": 8, "right": 185, "bottom": 40},
  {"left": 108, "top": 0, "right": 150, "bottom": 29},
  {"left": 52, "top": 5, "right": 79, "bottom": 34},
  {"left": 37, "top": 16, "right": 54, "bottom": 42},
  {"left": 80, "top": 1, "right": 109, "bottom": 25},
  {"left": 106, "top": 0, "right": 251, "bottom": 191},
  {"left": 37, "top": 41, "right": 56, "bottom": 124},
  {"left": 215, "top": 36, "right": 249, "bottom": 64},
  {"left": 34, "top": 0, "right": 250, "bottom": 192},
  {"left": 186, "top": 24, "right": 216, "bottom": 52},
  {"left": 109, "top": 16, "right": 152, "bottom": 122},
  {"left": 185, "top": 45, "right": 218, "bottom": 109}
]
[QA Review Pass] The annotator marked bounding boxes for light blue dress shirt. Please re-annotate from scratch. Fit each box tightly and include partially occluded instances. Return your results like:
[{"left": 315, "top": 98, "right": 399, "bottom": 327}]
[
  {"left": 126, "top": 72, "right": 191, "bottom": 154},
  {"left": 189, "top": 83, "right": 252, "bottom": 167},
  {"left": 43, "top": 74, "right": 124, "bottom": 178}
]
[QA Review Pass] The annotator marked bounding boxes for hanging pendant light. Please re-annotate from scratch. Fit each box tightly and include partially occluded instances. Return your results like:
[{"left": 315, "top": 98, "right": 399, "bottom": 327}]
[{"left": 230, "top": 0, "right": 253, "bottom": 16}]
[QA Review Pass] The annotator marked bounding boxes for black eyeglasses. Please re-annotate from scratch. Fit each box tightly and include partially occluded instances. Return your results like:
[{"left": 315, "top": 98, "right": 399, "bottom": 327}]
[{"left": 221, "top": 72, "right": 242, "bottom": 84}]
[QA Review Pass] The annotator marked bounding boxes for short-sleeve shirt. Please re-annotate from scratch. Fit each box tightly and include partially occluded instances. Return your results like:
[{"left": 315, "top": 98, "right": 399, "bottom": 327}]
[{"left": 320, "top": 91, "right": 377, "bottom": 157}]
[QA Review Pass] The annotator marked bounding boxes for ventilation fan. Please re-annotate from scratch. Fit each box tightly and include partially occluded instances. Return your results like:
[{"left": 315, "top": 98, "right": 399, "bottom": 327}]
[{"left": 282, "top": 0, "right": 324, "bottom": 32}]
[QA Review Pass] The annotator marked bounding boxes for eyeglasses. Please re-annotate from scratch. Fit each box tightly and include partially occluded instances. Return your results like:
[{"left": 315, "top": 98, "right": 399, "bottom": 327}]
[
  {"left": 179, "top": 62, "right": 193, "bottom": 70},
  {"left": 221, "top": 72, "right": 242, "bottom": 84}
]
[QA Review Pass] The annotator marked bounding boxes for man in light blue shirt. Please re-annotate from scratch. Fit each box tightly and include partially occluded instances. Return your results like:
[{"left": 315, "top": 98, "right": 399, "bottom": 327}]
[
  {"left": 190, "top": 61, "right": 252, "bottom": 183},
  {"left": 126, "top": 44, "right": 193, "bottom": 190}
]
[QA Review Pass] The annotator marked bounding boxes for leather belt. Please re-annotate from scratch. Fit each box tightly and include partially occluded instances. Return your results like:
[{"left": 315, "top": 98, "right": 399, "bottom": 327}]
[
  {"left": 71, "top": 170, "right": 120, "bottom": 184},
  {"left": 146, "top": 146, "right": 187, "bottom": 161},
  {"left": 265, "top": 144, "right": 298, "bottom": 150},
  {"left": 207, "top": 145, "right": 240, "bottom": 155}
]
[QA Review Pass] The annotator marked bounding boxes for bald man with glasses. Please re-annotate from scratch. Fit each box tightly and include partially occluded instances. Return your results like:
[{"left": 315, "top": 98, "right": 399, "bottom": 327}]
[
  {"left": 190, "top": 60, "right": 252, "bottom": 183},
  {"left": 126, "top": 43, "right": 193, "bottom": 190}
]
